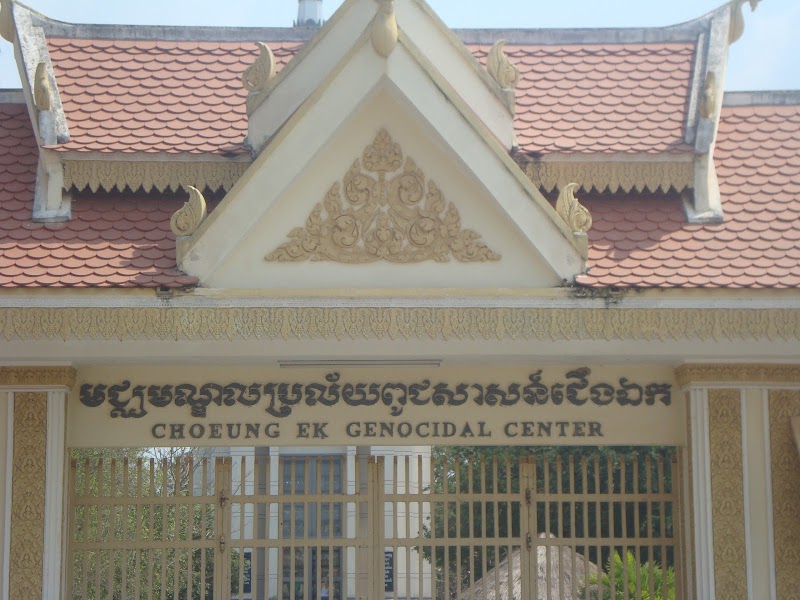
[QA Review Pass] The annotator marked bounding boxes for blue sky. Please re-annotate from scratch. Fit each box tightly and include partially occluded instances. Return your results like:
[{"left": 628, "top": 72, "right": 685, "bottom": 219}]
[{"left": 1, "top": 0, "right": 798, "bottom": 91}]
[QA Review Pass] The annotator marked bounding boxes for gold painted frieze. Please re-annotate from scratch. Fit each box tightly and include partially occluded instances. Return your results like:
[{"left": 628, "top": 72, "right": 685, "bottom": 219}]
[{"left": 265, "top": 129, "right": 501, "bottom": 264}]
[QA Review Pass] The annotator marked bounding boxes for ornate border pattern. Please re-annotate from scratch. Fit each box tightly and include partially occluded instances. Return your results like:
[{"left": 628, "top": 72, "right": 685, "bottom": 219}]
[
  {"left": 519, "top": 158, "right": 693, "bottom": 194},
  {"left": 0, "top": 367, "right": 76, "bottom": 387},
  {"left": 63, "top": 160, "right": 250, "bottom": 194},
  {"left": 684, "top": 391, "right": 697, "bottom": 597},
  {"left": 708, "top": 389, "right": 747, "bottom": 599},
  {"left": 676, "top": 364, "right": 800, "bottom": 387},
  {"left": 768, "top": 390, "right": 800, "bottom": 600},
  {"left": 9, "top": 392, "right": 47, "bottom": 600},
  {"left": 0, "top": 307, "right": 798, "bottom": 342}
]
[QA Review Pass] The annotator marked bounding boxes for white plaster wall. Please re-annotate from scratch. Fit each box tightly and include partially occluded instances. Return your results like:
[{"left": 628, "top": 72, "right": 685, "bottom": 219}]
[{"left": 210, "top": 89, "right": 559, "bottom": 290}]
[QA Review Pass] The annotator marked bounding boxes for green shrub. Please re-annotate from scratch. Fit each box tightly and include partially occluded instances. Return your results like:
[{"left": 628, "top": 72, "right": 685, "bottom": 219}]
[{"left": 584, "top": 551, "right": 675, "bottom": 600}]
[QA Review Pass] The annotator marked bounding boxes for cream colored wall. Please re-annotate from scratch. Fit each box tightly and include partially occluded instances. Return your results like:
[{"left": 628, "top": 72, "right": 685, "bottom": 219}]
[
  {"left": 209, "top": 89, "right": 561, "bottom": 289},
  {"left": 67, "top": 364, "right": 683, "bottom": 448}
]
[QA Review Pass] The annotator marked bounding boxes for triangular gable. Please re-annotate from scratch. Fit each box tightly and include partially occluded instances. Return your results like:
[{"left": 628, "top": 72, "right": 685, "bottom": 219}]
[
  {"left": 175, "top": 0, "right": 586, "bottom": 289},
  {"left": 246, "top": 0, "right": 514, "bottom": 154}
]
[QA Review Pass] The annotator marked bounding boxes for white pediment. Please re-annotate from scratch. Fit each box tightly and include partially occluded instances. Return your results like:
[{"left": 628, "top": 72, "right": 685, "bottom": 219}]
[
  {"left": 176, "top": 6, "right": 586, "bottom": 290},
  {"left": 246, "top": 0, "right": 514, "bottom": 153}
]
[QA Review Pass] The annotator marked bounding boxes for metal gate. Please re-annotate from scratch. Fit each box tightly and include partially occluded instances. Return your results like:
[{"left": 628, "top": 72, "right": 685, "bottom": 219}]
[{"left": 67, "top": 450, "right": 682, "bottom": 600}]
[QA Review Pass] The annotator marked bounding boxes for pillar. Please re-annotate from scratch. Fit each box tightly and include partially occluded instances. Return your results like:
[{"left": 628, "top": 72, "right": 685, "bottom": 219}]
[
  {"left": 677, "top": 364, "right": 800, "bottom": 600},
  {"left": 0, "top": 367, "right": 74, "bottom": 600}
]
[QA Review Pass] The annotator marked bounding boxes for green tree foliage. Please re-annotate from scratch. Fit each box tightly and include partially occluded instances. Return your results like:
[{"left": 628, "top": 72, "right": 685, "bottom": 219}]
[
  {"left": 424, "top": 446, "right": 676, "bottom": 598},
  {"left": 584, "top": 551, "right": 676, "bottom": 600},
  {"left": 69, "top": 447, "right": 241, "bottom": 600}
]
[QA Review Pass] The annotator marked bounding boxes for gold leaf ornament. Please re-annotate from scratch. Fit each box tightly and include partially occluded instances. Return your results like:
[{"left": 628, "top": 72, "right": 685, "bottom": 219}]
[
  {"left": 371, "top": 0, "right": 398, "bottom": 58},
  {"left": 242, "top": 42, "right": 276, "bottom": 92},
  {"left": 266, "top": 129, "right": 501, "bottom": 263},
  {"left": 487, "top": 40, "right": 520, "bottom": 90},
  {"left": 729, "top": 0, "right": 761, "bottom": 44},
  {"left": 556, "top": 183, "right": 593, "bottom": 233},
  {"left": 33, "top": 63, "right": 52, "bottom": 111},
  {"left": 170, "top": 186, "right": 207, "bottom": 237},
  {"left": 0, "top": 0, "right": 14, "bottom": 43}
]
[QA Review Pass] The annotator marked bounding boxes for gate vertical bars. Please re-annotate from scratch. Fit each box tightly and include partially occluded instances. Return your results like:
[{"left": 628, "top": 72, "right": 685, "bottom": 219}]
[
  {"left": 221, "top": 453, "right": 370, "bottom": 600},
  {"left": 522, "top": 449, "right": 681, "bottom": 600},
  {"left": 68, "top": 454, "right": 218, "bottom": 600}
]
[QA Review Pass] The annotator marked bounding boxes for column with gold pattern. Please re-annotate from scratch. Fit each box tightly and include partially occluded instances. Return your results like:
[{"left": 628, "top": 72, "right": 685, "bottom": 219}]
[{"left": 0, "top": 367, "right": 75, "bottom": 600}]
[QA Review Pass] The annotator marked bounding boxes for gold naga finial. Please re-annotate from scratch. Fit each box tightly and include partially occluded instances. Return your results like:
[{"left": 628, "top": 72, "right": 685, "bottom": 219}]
[
  {"left": 371, "top": 0, "right": 398, "bottom": 58},
  {"left": 33, "top": 63, "right": 52, "bottom": 111},
  {"left": 729, "top": 0, "right": 761, "bottom": 44},
  {"left": 0, "top": 0, "right": 15, "bottom": 43},
  {"left": 170, "top": 186, "right": 207, "bottom": 237},
  {"left": 556, "top": 183, "right": 593, "bottom": 234},
  {"left": 487, "top": 40, "right": 519, "bottom": 90},
  {"left": 486, "top": 40, "right": 519, "bottom": 113},
  {"left": 241, "top": 43, "right": 276, "bottom": 92}
]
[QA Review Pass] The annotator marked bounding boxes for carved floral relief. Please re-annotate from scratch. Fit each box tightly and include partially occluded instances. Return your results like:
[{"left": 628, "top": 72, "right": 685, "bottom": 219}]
[
  {"left": 708, "top": 389, "right": 747, "bottom": 598},
  {"left": 769, "top": 390, "right": 800, "bottom": 599},
  {"left": 9, "top": 392, "right": 47, "bottom": 600},
  {"left": 265, "top": 129, "right": 501, "bottom": 264}
]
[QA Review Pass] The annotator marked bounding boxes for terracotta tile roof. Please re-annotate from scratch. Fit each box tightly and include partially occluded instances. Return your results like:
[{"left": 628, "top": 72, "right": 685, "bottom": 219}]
[
  {"left": 0, "top": 103, "right": 198, "bottom": 288},
  {"left": 47, "top": 38, "right": 695, "bottom": 157},
  {"left": 576, "top": 104, "right": 800, "bottom": 288},
  {"left": 47, "top": 39, "right": 300, "bottom": 155},
  {"left": 471, "top": 43, "right": 696, "bottom": 155}
]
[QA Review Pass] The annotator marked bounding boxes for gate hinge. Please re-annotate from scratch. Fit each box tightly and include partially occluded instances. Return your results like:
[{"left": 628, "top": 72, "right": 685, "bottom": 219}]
[
  {"left": 526, "top": 532, "right": 532, "bottom": 551},
  {"left": 525, "top": 488, "right": 532, "bottom": 506}
]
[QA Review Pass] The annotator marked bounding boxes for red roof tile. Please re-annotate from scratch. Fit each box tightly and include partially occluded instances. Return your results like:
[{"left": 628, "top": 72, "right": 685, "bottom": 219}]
[
  {"left": 0, "top": 103, "right": 197, "bottom": 288},
  {"left": 490, "top": 42, "right": 695, "bottom": 155},
  {"left": 576, "top": 103, "right": 800, "bottom": 288},
  {"left": 47, "top": 39, "right": 300, "bottom": 155},
  {"left": 47, "top": 38, "right": 695, "bottom": 156}
]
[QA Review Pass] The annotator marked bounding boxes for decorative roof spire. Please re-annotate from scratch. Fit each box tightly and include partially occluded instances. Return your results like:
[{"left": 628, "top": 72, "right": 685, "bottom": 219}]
[{"left": 295, "top": 0, "right": 323, "bottom": 28}]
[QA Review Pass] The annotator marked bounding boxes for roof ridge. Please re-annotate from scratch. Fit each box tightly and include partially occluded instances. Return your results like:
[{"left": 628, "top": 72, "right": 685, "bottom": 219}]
[
  {"left": 0, "top": 89, "right": 25, "bottom": 103},
  {"left": 31, "top": 11, "right": 713, "bottom": 45},
  {"left": 723, "top": 90, "right": 800, "bottom": 107}
]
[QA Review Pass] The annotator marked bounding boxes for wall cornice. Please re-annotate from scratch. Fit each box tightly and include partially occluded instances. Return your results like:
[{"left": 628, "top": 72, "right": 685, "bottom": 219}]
[
  {"left": 676, "top": 364, "right": 800, "bottom": 387},
  {"left": 0, "top": 307, "right": 797, "bottom": 343},
  {"left": 0, "top": 367, "right": 76, "bottom": 388}
]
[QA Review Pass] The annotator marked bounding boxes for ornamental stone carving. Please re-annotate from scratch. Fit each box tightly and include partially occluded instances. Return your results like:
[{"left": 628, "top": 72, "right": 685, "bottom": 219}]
[
  {"left": 0, "top": 366, "right": 76, "bottom": 387},
  {"left": 486, "top": 40, "right": 519, "bottom": 113},
  {"left": 675, "top": 364, "right": 800, "bottom": 386},
  {"left": 729, "top": 0, "right": 761, "bottom": 44},
  {"left": 242, "top": 42, "right": 276, "bottom": 92},
  {"left": 170, "top": 186, "right": 207, "bottom": 237},
  {"left": 700, "top": 71, "right": 717, "bottom": 119},
  {"left": 0, "top": 0, "right": 14, "bottom": 43},
  {"left": 555, "top": 183, "right": 592, "bottom": 233},
  {"left": 266, "top": 129, "right": 501, "bottom": 263},
  {"left": 708, "top": 389, "right": 747, "bottom": 599},
  {"left": 0, "top": 307, "right": 796, "bottom": 343},
  {"left": 371, "top": 0, "right": 398, "bottom": 58},
  {"left": 768, "top": 390, "right": 800, "bottom": 600},
  {"left": 521, "top": 158, "right": 693, "bottom": 195},
  {"left": 9, "top": 392, "right": 47, "bottom": 600},
  {"left": 33, "top": 62, "right": 52, "bottom": 111},
  {"left": 63, "top": 159, "right": 248, "bottom": 194}
]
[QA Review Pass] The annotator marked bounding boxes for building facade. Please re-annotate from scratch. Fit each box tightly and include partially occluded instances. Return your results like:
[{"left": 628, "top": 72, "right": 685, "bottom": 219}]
[{"left": 0, "top": 0, "right": 798, "bottom": 598}]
